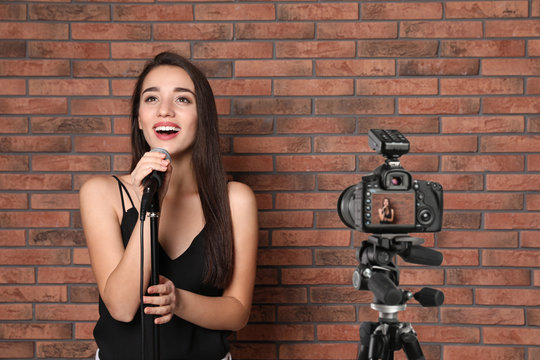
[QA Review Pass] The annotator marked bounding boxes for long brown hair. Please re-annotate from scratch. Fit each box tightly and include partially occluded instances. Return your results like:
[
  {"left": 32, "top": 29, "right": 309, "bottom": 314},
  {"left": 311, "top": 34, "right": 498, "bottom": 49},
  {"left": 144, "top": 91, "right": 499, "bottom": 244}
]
[{"left": 130, "top": 52, "right": 233, "bottom": 288}]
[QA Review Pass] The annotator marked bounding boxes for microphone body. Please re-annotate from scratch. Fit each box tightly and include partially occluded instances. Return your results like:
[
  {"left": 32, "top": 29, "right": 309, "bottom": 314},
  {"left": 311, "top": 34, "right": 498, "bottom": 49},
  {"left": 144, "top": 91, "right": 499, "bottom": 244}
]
[{"left": 140, "top": 148, "right": 171, "bottom": 219}]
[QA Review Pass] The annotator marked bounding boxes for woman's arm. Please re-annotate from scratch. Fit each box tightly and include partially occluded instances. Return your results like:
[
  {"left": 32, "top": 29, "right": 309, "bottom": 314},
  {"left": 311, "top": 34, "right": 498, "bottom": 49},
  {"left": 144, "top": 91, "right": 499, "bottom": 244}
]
[{"left": 144, "top": 181, "right": 259, "bottom": 330}]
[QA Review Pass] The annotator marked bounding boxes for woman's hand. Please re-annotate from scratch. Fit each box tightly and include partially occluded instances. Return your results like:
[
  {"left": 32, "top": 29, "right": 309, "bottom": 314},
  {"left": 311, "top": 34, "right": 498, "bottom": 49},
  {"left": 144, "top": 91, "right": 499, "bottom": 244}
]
[
  {"left": 143, "top": 275, "right": 177, "bottom": 325},
  {"left": 130, "top": 151, "right": 172, "bottom": 203}
]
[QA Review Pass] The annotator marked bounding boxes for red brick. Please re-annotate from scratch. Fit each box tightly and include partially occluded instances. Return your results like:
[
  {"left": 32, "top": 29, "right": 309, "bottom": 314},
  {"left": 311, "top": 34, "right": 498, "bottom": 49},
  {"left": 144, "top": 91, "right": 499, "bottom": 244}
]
[
  {"left": 317, "top": 324, "right": 359, "bottom": 341},
  {"left": 0, "top": 174, "right": 71, "bottom": 191},
  {"left": 0, "top": 249, "right": 70, "bottom": 265},
  {"left": 314, "top": 249, "right": 356, "bottom": 266},
  {"left": 444, "top": 212, "right": 482, "bottom": 229},
  {"left": 399, "top": 98, "right": 480, "bottom": 115},
  {"left": 36, "top": 304, "right": 98, "bottom": 321},
  {"left": 0, "top": 193, "right": 27, "bottom": 209},
  {"left": 0, "top": 155, "right": 29, "bottom": 171},
  {"left": 477, "top": 289, "right": 540, "bottom": 306},
  {"left": 484, "top": 327, "right": 540, "bottom": 345},
  {"left": 441, "top": 39, "right": 525, "bottom": 57},
  {"left": 277, "top": 117, "right": 355, "bottom": 134},
  {"left": 36, "top": 342, "right": 97, "bottom": 359},
  {"left": 74, "top": 136, "right": 130, "bottom": 153},
  {"left": 0, "top": 304, "right": 32, "bottom": 320},
  {"left": 361, "top": 40, "right": 439, "bottom": 57},
  {"left": 253, "top": 287, "right": 307, "bottom": 304},
  {"left": 72, "top": 23, "right": 151, "bottom": 40},
  {"left": 0, "top": 40, "right": 26, "bottom": 57},
  {"left": 31, "top": 117, "right": 112, "bottom": 134},
  {"left": 443, "top": 155, "right": 523, "bottom": 172},
  {"left": 449, "top": 307, "right": 524, "bottom": 326},
  {"left": 0, "top": 117, "right": 27, "bottom": 134},
  {"left": 230, "top": 343, "right": 276, "bottom": 360},
  {"left": 401, "top": 21, "right": 482, "bottom": 38},
  {"left": 210, "top": 79, "right": 271, "bottom": 96},
  {"left": 400, "top": 268, "right": 444, "bottom": 286},
  {"left": 312, "top": 286, "right": 371, "bottom": 305},
  {"left": 527, "top": 193, "right": 540, "bottom": 210},
  {"left": 316, "top": 59, "right": 395, "bottom": 76},
  {"left": 75, "top": 323, "right": 95, "bottom": 340},
  {"left": 399, "top": 59, "right": 479, "bottom": 76},
  {"left": 38, "top": 267, "right": 95, "bottom": 284},
  {"left": 481, "top": 135, "right": 540, "bottom": 152},
  {"left": 237, "top": 324, "right": 313, "bottom": 341},
  {"left": 441, "top": 116, "right": 524, "bottom": 133},
  {"left": 237, "top": 22, "right": 313, "bottom": 40},
  {"left": 71, "top": 99, "right": 131, "bottom": 116},
  {"left": 0, "top": 79, "right": 25, "bottom": 95},
  {"left": 278, "top": 231, "right": 348, "bottom": 249},
  {"left": 110, "top": 42, "right": 191, "bottom": 59},
  {"left": 113, "top": 4, "right": 192, "bottom": 21},
  {"left": 194, "top": 41, "right": 273, "bottom": 59},
  {"left": 278, "top": 305, "right": 355, "bottom": 322},
  {"left": 529, "top": 154, "right": 540, "bottom": 171},
  {"left": 0, "top": 268, "right": 34, "bottom": 284},
  {"left": 362, "top": 2, "right": 442, "bottom": 20},
  {"left": 29, "top": 4, "right": 109, "bottom": 21},
  {"left": 0, "top": 59, "right": 70, "bottom": 76},
  {"left": 29, "top": 79, "right": 109, "bottom": 96},
  {"left": 236, "top": 60, "right": 312, "bottom": 77},
  {"left": 73, "top": 60, "right": 145, "bottom": 77},
  {"left": 414, "top": 325, "right": 480, "bottom": 343},
  {"left": 483, "top": 250, "right": 540, "bottom": 267},
  {"left": 153, "top": 24, "right": 232, "bottom": 41},
  {"left": 29, "top": 229, "right": 85, "bottom": 247},
  {"left": 223, "top": 155, "right": 273, "bottom": 172},
  {"left": 441, "top": 78, "right": 523, "bottom": 95},
  {"left": 530, "top": 39, "right": 540, "bottom": 56},
  {"left": 0, "top": 230, "right": 26, "bottom": 246},
  {"left": 446, "top": 1, "right": 528, "bottom": 18},
  {"left": 483, "top": 59, "right": 540, "bottom": 75},
  {"left": 484, "top": 96, "right": 540, "bottom": 114},
  {"left": 0, "top": 135, "right": 70, "bottom": 152},
  {"left": 196, "top": 4, "right": 274, "bottom": 21},
  {"left": 444, "top": 345, "right": 524, "bottom": 360},
  {"left": 280, "top": 343, "right": 357, "bottom": 360},
  {"left": 0, "top": 4, "right": 26, "bottom": 20},
  {"left": 0, "top": 286, "right": 67, "bottom": 302},
  {"left": 233, "top": 98, "right": 311, "bottom": 115},
  {"left": 440, "top": 249, "right": 479, "bottom": 266},
  {"left": 357, "top": 116, "right": 439, "bottom": 134},
  {"left": 0, "top": 98, "right": 67, "bottom": 115},
  {"left": 0, "top": 323, "right": 71, "bottom": 340},
  {"left": 276, "top": 41, "right": 356, "bottom": 58},
  {"left": 448, "top": 268, "right": 530, "bottom": 286},
  {"left": 277, "top": 155, "right": 355, "bottom": 172},
  {"left": 444, "top": 193, "right": 523, "bottom": 210},
  {"left": 275, "top": 79, "right": 353, "bottom": 96},
  {"left": 278, "top": 3, "right": 359, "bottom": 21},
  {"left": 357, "top": 78, "right": 437, "bottom": 96},
  {"left": 485, "top": 20, "right": 540, "bottom": 37},
  {"left": 0, "top": 342, "right": 34, "bottom": 358},
  {"left": 282, "top": 268, "right": 350, "bottom": 285},
  {"left": 486, "top": 213, "right": 540, "bottom": 229},
  {"left": 318, "top": 22, "right": 397, "bottom": 39},
  {"left": 234, "top": 137, "right": 310, "bottom": 154},
  {"left": 529, "top": 78, "right": 540, "bottom": 94},
  {"left": 0, "top": 22, "right": 68, "bottom": 40},
  {"left": 258, "top": 211, "right": 313, "bottom": 229},
  {"left": 29, "top": 41, "right": 110, "bottom": 59},
  {"left": 275, "top": 193, "right": 339, "bottom": 210},
  {"left": 316, "top": 98, "right": 394, "bottom": 115},
  {"left": 488, "top": 174, "right": 540, "bottom": 191}
]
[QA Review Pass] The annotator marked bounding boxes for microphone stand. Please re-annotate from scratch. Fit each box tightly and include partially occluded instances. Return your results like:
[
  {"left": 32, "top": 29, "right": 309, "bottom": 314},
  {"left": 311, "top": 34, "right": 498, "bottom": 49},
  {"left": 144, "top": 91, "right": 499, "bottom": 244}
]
[{"left": 141, "top": 191, "right": 161, "bottom": 360}]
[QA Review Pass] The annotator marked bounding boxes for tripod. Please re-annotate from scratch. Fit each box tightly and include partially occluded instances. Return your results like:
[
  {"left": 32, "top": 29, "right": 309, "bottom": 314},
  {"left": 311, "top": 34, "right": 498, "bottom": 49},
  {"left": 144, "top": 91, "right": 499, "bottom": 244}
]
[{"left": 354, "top": 235, "right": 444, "bottom": 360}]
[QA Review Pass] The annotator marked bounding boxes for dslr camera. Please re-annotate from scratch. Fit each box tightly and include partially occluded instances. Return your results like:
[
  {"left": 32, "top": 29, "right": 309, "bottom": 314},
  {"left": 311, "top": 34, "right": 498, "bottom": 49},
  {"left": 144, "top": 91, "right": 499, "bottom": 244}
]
[{"left": 338, "top": 129, "right": 443, "bottom": 234}]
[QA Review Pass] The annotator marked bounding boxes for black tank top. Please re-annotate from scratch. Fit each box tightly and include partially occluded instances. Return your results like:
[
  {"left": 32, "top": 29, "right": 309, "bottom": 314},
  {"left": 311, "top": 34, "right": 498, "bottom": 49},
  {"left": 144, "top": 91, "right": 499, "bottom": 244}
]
[{"left": 93, "top": 176, "right": 230, "bottom": 360}]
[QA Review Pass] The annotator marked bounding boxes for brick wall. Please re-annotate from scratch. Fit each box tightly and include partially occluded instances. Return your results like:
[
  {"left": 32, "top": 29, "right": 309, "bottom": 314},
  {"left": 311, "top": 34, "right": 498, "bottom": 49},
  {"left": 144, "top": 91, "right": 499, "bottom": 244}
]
[{"left": 1, "top": 1, "right": 539, "bottom": 359}]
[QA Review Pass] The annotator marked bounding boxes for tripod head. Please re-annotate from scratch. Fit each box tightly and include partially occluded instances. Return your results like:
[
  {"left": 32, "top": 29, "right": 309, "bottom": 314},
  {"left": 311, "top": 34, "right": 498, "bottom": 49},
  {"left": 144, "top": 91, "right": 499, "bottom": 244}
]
[{"left": 353, "top": 234, "right": 444, "bottom": 311}]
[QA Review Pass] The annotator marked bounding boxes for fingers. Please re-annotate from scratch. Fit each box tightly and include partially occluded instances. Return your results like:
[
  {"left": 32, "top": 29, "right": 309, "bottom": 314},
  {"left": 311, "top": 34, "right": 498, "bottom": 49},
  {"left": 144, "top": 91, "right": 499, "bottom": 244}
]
[
  {"left": 130, "top": 152, "right": 171, "bottom": 200},
  {"left": 144, "top": 277, "right": 176, "bottom": 324}
]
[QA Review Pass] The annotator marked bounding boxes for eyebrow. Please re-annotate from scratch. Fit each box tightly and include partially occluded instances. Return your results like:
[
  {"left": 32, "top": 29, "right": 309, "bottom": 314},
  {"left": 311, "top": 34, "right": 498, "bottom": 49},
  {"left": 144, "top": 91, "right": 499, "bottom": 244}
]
[{"left": 142, "top": 86, "right": 196, "bottom": 96}]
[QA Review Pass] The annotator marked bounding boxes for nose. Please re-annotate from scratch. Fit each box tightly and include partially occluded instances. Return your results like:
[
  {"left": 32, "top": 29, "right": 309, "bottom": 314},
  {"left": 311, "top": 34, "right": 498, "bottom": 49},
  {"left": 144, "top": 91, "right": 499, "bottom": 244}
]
[{"left": 158, "top": 100, "right": 174, "bottom": 117}]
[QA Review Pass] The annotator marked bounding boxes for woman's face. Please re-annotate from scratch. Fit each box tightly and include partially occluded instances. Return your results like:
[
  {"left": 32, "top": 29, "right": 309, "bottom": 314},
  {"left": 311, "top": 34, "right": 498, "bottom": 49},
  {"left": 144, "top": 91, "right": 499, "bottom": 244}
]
[
  {"left": 138, "top": 65, "right": 198, "bottom": 156},
  {"left": 383, "top": 198, "right": 389, "bottom": 206}
]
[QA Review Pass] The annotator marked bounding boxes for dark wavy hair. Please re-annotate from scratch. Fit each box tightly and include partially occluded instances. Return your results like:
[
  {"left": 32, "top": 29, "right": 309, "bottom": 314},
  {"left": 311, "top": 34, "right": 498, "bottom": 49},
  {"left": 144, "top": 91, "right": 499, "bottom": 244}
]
[{"left": 130, "top": 52, "right": 233, "bottom": 288}]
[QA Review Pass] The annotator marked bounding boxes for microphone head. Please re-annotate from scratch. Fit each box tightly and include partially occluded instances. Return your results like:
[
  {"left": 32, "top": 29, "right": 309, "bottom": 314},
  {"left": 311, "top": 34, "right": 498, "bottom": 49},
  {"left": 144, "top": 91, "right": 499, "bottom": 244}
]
[{"left": 151, "top": 148, "right": 171, "bottom": 162}]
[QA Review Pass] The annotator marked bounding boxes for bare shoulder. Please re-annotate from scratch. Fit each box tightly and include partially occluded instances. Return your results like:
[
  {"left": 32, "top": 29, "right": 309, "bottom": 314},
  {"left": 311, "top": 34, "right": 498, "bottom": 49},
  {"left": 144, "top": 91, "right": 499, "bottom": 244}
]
[
  {"left": 227, "top": 181, "right": 256, "bottom": 208},
  {"left": 80, "top": 175, "right": 117, "bottom": 201},
  {"left": 79, "top": 175, "right": 124, "bottom": 217}
]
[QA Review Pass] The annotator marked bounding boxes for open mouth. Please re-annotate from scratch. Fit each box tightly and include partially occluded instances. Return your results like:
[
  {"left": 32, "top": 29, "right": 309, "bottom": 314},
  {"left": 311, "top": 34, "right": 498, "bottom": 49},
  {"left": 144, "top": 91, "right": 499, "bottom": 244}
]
[{"left": 154, "top": 125, "right": 180, "bottom": 135}]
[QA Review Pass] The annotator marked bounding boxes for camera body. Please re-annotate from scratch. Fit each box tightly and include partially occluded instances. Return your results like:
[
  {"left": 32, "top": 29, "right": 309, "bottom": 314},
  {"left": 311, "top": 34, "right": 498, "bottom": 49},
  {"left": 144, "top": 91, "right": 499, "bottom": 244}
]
[{"left": 338, "top": 129, "right": 443, "bottom": 234}]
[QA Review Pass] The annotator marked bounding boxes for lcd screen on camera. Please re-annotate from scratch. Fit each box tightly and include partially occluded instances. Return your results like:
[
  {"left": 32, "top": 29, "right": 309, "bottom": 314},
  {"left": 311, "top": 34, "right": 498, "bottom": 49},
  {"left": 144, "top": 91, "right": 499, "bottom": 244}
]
[{"left": 370, "top": 192, "right": 415, "bottom": 226}]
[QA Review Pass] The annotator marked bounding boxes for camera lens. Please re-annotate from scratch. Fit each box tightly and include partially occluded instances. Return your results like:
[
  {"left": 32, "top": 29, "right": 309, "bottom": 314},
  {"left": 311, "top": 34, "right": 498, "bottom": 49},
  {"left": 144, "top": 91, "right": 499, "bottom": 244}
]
[{"left": 391, "top": 176, "right": 402, "bottom": 186}]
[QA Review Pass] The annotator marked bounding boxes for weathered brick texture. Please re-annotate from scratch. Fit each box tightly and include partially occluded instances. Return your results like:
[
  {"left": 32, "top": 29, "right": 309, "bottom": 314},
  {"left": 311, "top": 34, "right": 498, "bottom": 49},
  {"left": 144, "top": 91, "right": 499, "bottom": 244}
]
[{"left": 0, "top": 1, "right": 539, "bottom": 359}]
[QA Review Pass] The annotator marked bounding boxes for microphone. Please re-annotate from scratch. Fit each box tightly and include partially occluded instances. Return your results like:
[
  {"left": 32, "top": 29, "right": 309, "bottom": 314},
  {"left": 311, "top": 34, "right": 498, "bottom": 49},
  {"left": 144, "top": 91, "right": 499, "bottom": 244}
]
[{"left": 140, "top": 148, "right": 171, "bottom": 220}]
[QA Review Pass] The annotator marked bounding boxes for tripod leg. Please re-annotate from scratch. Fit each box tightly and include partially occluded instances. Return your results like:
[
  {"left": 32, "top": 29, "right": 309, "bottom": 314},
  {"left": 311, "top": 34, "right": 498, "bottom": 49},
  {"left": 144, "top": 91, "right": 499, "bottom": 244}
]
[
  {"left": 358, "top": 322, "right": 376, "bottom": 360},
  {"left": 401, "top": 331, "right": 425, "bottom": 360}
]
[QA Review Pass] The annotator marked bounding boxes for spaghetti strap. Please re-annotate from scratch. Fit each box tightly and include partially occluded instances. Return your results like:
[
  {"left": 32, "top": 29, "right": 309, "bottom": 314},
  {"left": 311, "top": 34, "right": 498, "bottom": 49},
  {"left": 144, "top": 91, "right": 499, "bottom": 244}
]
[{"left": 112, "top": 175, "right": 136, "bottom": 212}]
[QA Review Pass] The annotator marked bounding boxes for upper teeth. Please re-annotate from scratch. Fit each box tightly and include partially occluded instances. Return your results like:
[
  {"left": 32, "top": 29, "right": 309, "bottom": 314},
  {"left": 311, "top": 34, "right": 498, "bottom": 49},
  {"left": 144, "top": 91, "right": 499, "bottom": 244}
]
[{"left": 155, "top": 126, "right": 180, "bottom": 132}]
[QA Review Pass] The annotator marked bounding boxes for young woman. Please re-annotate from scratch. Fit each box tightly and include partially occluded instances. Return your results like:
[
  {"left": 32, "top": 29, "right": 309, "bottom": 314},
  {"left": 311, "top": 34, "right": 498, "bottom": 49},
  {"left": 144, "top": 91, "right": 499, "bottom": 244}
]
[
  {"left": 80, "top": 52, "right": 258, "bottom": 359},
  {"left": 378, "top": 197, "right": 395, "bottom": 224}
]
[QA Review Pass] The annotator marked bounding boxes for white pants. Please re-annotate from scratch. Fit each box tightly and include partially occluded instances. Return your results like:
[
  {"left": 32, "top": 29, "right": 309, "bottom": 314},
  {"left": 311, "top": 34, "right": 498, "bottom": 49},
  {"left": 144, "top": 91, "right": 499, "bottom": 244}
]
[{"left": 95, "top": 349, "right": 232, "bottom": 360}]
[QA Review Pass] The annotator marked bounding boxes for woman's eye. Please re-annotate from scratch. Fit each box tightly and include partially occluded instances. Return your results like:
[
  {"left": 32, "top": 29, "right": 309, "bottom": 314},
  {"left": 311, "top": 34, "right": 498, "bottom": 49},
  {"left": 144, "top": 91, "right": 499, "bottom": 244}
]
[
  {"left": 144, "top": 96, "right": 158, "bottom": 103},
  {"left": 176, "top": 96, "right": 191, "bottom": 104}
]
